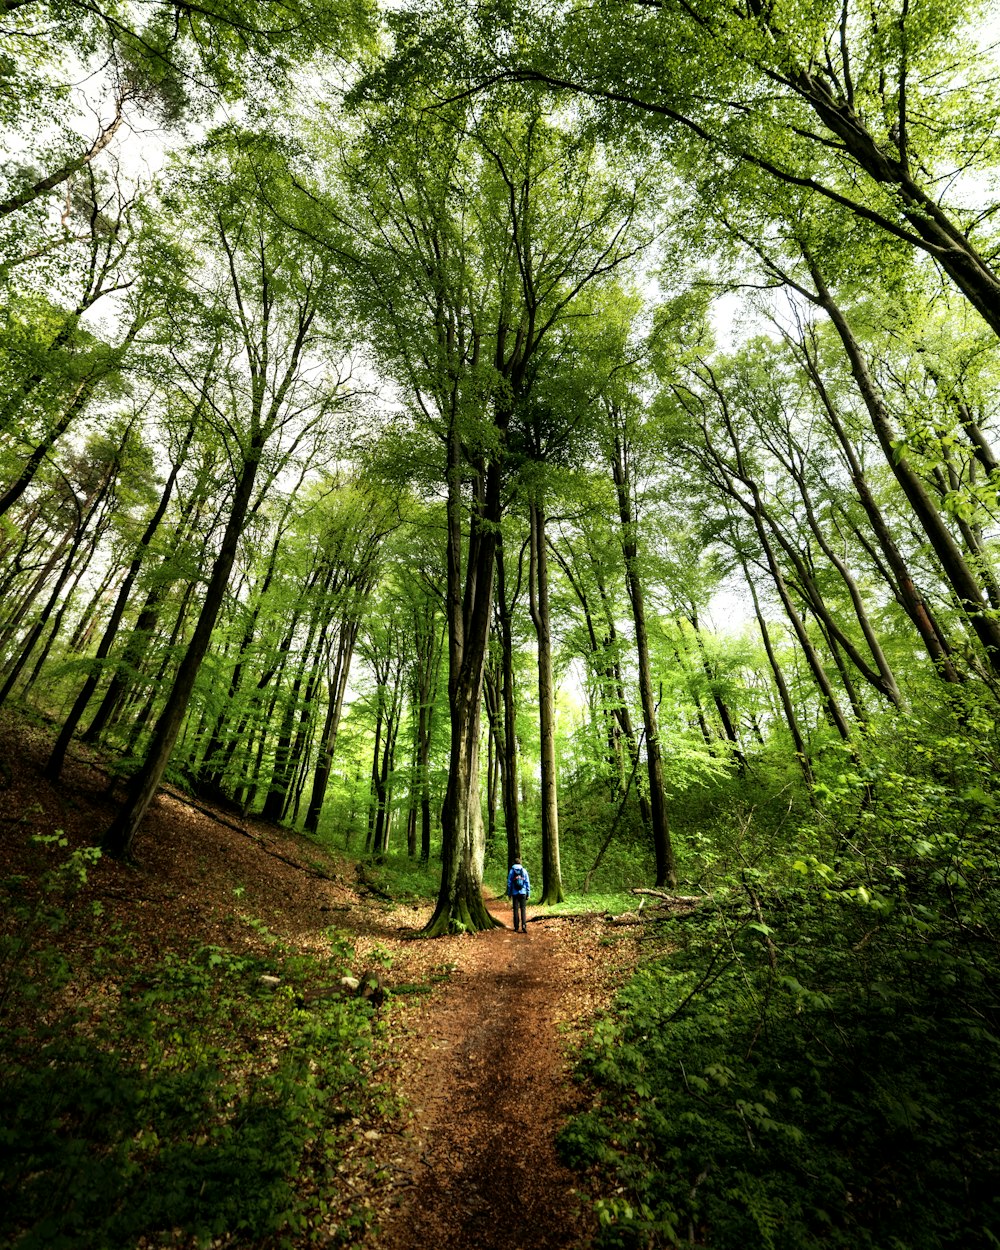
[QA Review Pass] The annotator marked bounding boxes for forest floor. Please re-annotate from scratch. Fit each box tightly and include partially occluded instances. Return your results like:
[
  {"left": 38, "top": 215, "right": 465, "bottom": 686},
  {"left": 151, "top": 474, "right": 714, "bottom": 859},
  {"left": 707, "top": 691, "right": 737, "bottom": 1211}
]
[{"left": 0, "top": 714, "right": 643, "bottom": 1249}]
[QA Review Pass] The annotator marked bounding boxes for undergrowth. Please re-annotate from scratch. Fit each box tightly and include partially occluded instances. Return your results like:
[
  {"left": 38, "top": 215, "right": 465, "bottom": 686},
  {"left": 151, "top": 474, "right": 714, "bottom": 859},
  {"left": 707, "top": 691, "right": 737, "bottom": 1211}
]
[
  {"left": 0, "top": 838, "right": 387, "bottom": 1250},
  {"left": 559, "top": 701, "right": 1000, "bottom": 1250}
]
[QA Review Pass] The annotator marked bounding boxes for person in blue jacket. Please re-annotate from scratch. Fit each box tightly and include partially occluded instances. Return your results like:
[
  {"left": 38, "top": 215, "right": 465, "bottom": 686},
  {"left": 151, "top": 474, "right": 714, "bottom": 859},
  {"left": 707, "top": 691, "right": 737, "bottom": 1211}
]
[{"left": 506, "top": 859, "right": 531, "bottom": 933}]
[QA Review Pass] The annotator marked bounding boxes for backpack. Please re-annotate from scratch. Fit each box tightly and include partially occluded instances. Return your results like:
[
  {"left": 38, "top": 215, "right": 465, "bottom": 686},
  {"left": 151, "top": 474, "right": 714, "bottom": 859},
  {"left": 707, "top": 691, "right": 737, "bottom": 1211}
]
[{"left": 511, "top": 865, "right": 525, "bottom": 892}]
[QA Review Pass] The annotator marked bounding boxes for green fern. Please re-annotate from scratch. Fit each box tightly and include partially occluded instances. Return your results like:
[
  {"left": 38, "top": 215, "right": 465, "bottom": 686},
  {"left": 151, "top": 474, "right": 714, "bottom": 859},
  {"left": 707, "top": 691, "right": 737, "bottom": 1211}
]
[{"left": 727, "top": 1173, "right": 781, "bottom": 1250}]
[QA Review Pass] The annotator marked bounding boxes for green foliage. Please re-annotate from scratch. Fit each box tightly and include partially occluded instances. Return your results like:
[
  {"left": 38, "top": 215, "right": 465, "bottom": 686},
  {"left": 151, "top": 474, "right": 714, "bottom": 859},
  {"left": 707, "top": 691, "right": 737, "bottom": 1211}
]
[
  {"left": 354, "top": 848, "right": 441, "bottom": 905},
  {"left": 560, "top": 701, "right": 1000, "bottom": 1249},
  {"left": 0, "top": 834, "right": 101, "bottom": 1017},
  {"left": 0, "top": 845, "right": 384, "bottom": 1250}
]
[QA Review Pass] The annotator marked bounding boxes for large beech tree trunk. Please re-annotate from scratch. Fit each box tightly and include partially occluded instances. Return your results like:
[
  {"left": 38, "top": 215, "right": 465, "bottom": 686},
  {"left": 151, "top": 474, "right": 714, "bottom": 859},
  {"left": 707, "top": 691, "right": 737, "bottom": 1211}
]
[{"left": 424, "top": 442, "right": 503, "bottom": 936}]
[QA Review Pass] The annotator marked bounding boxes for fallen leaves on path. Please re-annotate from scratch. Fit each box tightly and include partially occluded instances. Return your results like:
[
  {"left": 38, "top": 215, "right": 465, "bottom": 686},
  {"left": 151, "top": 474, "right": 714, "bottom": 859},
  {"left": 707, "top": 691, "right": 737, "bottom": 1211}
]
[{"left": 347, "top": 901, "right": 642, "bottom": 1250}]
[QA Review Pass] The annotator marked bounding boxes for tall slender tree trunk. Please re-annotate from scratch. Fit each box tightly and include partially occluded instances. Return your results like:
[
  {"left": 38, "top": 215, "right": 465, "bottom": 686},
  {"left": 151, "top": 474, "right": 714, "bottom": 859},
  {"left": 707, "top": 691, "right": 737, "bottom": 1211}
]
[
  {"left": 68, "top": 561, "right": 120, "bottom": 653},
  {"left": 807, "top": 258, "right": 1000, "bottom": 673},
  {"left": 0, "top": 95, "right": 128, "bottom": 220},
  {"left": 772, "top": 427, "right": 906, "bottom": 707},
  {"left": 528, "top": 498, "right": 563, "bottom": 903},
  {"left": 796, "top": 332, "right": 960, "bottom": 682},
  {"left": 305, "top": 617, "right": 361, "bottom": 833},
  {"left": 425, "top": 437, "right": 502, "bottom": 935},
  {"left": 46, "top": 424, "right": 193, "bottom": 779},
  {"left": 738, "top": 549, "right": 814, "bottom": 788},
  {"left": 21, "top": 525, "right": 105, "bottom": 699},
  {"left": 0, "top": 473, "right": 113, "bottom": 710},
  {"left": 0, "top": 537, "right": 70, "bottom": 657},
  {"left": 688, "top": 612, "right": 748, "bottom": 772},
  {"left": 281, "top": 650, "right": 325, "bottom": 822},
  {"left": 262, "top": 581, "right": 323, "bottom": 822},
  {"left": 103, "top": 441, "right": 264, "bottom": 860},
  {"left": 753, "top": 511, "right": 853, "bottom": 743},
  {"left": 551, "top": 537, "right": 652, "bottom": 826},
  {"left": 609, "top": 424, "right": 675, "bottom": 888},
  {"left": 484, "top": 660, "right": 502, "bottom": 854},
  {"left": 85, "top": 478, "right": 216, "bottom": 744},
  {"left": 495, "top": 538, "right": 522, "bottom": 868}
]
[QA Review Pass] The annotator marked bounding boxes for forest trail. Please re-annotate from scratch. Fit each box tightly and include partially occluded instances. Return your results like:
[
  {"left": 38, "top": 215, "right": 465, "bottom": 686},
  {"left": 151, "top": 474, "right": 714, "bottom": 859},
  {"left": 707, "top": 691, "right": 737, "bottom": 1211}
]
[
  {"left": 361, "top": 899, "right": 633, "bottom": 1250},
  {"left": 0, "top": 720, "right": 637, "bottom": 1249}
]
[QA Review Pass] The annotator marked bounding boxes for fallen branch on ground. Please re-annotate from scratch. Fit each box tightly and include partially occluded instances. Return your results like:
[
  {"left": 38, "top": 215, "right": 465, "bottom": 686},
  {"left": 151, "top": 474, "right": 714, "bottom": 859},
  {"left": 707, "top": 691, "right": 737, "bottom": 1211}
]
[
  {"left": 158, "top": 786, "right": 340, "bottom": 882},
  {"left": 630, "top": 888, "right": 704, "bottom": 904}
]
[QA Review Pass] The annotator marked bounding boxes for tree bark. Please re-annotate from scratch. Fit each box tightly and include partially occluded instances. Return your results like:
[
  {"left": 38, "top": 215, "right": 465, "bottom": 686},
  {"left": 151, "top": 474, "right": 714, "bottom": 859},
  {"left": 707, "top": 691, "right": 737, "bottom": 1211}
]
[
  {"left": 528, "top": 497, "right": 563, "bottom": 903},
  {"left": 609, "top": 418, "right": 676, "bottom": 888},
  {"left": 102, "top": 439, "right": 265, "bottom": 859},
  {"left": 806, "top": 257, "right": 1000, "bottom": 672}
]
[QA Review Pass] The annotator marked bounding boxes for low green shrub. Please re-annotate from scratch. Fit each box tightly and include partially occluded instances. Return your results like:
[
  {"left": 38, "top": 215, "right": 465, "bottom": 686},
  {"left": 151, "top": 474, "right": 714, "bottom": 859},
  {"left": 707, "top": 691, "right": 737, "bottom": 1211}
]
[{"left": 560, "top": 879, "right": 1000, "bottom": 1250}]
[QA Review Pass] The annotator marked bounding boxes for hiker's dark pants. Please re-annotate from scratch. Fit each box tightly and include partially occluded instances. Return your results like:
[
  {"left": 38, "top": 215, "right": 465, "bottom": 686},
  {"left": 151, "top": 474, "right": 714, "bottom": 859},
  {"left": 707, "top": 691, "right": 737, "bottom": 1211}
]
[{"left": 512, "top": 893, "right": 527, "bottom": 931}]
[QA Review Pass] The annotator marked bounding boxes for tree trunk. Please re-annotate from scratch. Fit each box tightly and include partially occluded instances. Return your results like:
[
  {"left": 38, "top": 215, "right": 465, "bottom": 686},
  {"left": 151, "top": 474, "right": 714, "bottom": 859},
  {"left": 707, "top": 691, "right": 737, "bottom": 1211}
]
[
  {"left": 46, "top": 423, "right": 192, "bottom": 779},
  {"left": 688, "top": 611, "right": 748, "bottom": 772},
  {"left": 305, "top": 616, "right": 361, "bottom": 833},
  {"left": 102, "top": 441, "right": 264, "bottom": 860},
  {"left": 610, "top": 423, "right": 675, "bottom": 888},
  {"left": 68, "top": 561, "right": 120, "bottom": 653},
  {"left": 754, "top": 513, "right": 853, "bottom": 742},
  {"left": 0, "top": 96, "right": 128, "bottom": 220},
  {"left": 738, "top": 548, "right": 814, "bottom": 788},
  {"left": 528, "top": 498, "right": 563, "bottom": 903},
  {"left": 85, "top": 474, "right": 217, "bottom": 744},
  {"left": 424, "top": 441, "right": 502, "bottom": 935},
  {"left": 21, "top": 523, "right": 105, "bottom": 699},
  {"left": 795, "top": 328, "right": 960, "bottom": 682},
  {"left": 261, "top": 577, "right": 324, "bottom": 822},
  {"left": 0, "top": 474, "right": 112, "bottom": 711},
  {"left": 807, "top": 258, "right": 1000, "bottom": 673},
  {"left": 495, "top": 538, "right": 522, "bottom": 868},
  {"left": 483, "top": 659, "right": 502, "bottom": 854}
]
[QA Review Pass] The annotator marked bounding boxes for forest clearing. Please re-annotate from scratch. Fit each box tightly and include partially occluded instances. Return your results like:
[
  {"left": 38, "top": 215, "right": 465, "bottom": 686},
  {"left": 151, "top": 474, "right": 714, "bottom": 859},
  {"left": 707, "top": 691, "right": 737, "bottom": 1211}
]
[{"left": 4, "top": 0, "right": 1000, "bottom": 1246}]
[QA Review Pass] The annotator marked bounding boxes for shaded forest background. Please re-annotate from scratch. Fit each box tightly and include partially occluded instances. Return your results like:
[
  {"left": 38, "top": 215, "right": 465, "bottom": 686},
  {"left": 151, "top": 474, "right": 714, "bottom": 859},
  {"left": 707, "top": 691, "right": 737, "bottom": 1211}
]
[{"left": 3, "top": 0, "right": 1000, "bottom": 1246}]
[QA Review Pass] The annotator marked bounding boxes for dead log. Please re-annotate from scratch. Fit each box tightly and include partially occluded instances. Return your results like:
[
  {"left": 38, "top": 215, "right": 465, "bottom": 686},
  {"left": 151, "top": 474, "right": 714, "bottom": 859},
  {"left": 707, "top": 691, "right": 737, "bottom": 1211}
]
[{"left": 630, "top": 888, "right": 704, "bottom": 904}]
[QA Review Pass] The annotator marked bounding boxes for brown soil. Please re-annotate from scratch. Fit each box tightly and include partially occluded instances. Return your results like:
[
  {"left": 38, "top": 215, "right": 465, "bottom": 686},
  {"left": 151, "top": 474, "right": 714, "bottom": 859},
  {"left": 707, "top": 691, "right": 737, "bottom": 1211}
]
[
  {"left": 0, "top": 716, "right": 641, "bottom": 1249},
  {"left": 367, "top": 902, "right": 616, "bottom": 1250}
]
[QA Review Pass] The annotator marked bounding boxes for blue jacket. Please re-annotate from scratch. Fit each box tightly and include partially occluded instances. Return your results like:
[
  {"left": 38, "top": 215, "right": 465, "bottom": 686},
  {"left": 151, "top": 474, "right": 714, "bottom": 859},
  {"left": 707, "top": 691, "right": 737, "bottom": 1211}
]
[{"left": 507, "top": 863, "right": 530, "bottom": 897}]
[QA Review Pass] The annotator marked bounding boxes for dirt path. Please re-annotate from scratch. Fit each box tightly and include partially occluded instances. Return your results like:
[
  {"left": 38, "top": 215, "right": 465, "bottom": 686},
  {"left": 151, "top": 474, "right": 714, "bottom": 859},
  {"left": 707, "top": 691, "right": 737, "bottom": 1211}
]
[
  {"left": 360, "top": 899, "right": 635, "bottom": 1250},
  {"left": 0, "top": 719, "right": 640, "bottom": 1250}
]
